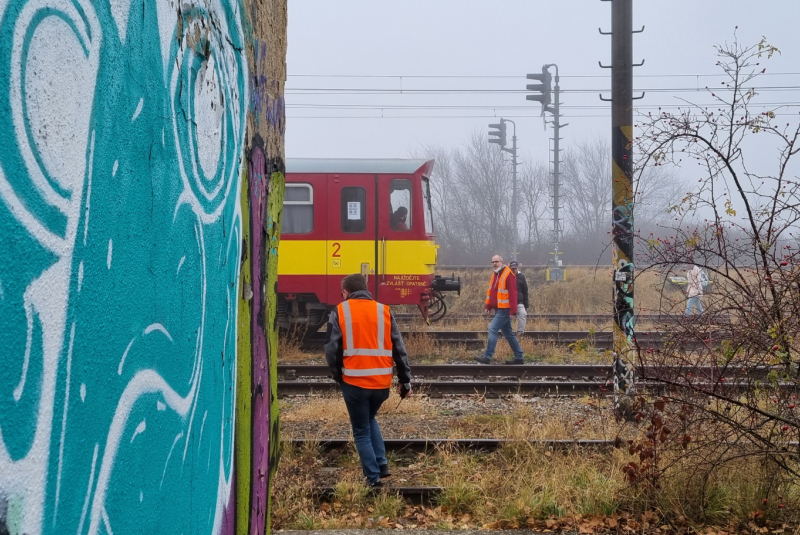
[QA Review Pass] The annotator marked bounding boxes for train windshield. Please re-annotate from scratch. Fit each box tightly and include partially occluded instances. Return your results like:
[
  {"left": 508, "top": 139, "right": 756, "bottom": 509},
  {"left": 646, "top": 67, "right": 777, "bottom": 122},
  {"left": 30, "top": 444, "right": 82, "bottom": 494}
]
[{"left": 421, "top": 177, "right": 434, "bottom": 234}]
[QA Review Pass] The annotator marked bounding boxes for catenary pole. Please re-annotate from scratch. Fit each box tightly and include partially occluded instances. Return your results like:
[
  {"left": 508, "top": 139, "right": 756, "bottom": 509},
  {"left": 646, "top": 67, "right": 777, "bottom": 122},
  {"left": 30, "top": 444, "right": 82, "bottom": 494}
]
[
  {"left": 511, "top": 124, "right": 518, "bottom": 262},
  {"left": 609, "top": 0, "right": 636, "bottom": 408},
  {"left": 552, "top": 71, "right": 561, "bottom": 267}
]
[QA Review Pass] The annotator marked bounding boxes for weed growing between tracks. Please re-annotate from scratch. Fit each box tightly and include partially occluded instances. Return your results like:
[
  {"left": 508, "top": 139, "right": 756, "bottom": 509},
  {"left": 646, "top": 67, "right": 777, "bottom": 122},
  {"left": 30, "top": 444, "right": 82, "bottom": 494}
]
[
  {"left": 274, "top": 392, "right": 800, "bottom": 531},
  {"left": 272, "top": 437, "right": 800, "bottom": 531}
]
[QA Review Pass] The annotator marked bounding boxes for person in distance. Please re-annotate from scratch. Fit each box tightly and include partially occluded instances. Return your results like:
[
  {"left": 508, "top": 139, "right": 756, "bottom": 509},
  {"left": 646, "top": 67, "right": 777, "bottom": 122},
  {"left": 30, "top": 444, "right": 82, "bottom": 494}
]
[
  {"left": 508, "top": 261, "right": 529, "bottom": 335},
  {"left": 475, "top": 255, "right": 525, "bottom": 365},
  {"left": 390, "top": 206, "right": 409, "bottom": 231}
]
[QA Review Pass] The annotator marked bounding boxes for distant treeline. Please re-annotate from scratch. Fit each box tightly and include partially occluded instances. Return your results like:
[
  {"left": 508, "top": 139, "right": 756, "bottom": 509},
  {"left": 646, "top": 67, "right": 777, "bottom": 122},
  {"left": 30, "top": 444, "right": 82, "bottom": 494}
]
[{"left": 414, "top": 134, "right": 688, "bottom": 266}]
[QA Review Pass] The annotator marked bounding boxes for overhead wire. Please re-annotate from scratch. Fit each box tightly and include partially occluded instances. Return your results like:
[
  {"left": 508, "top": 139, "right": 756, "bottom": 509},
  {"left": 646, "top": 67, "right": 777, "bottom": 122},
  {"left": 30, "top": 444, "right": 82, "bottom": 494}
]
[
  {"left": 284, "top": 72, "right": 800, "bottom": 120},
  {"left": 287, "top": 72, "right": 800, "bottom": 79},
  {"left": 286, "top": 86, "right": 800, "bottom": 95}
]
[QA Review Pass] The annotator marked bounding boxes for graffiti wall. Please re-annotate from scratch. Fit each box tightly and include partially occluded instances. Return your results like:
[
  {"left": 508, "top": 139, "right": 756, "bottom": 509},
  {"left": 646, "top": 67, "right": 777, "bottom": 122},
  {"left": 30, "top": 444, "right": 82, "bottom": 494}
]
[{"left": 0, "top": 0, "right": 286, "bottom": 531}]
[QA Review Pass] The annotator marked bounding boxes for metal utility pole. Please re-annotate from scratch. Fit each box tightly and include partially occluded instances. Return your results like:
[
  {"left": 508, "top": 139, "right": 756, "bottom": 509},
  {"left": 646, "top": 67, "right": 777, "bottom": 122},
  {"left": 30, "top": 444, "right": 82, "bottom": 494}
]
[
  {"left": 550, "top": 69, "right": 564, "bottom": 280},
  {"left": 599, "top": 0, "right": 644, "bottom": 408},
  {"left": 509, "top": 121, "right": 518, "bottom": 262},
  {"left": 488, "top": 119, "right": 519, "bottom": 261},
  {"left": 527, "top": 64, "right": 566, "bottom": 281}
]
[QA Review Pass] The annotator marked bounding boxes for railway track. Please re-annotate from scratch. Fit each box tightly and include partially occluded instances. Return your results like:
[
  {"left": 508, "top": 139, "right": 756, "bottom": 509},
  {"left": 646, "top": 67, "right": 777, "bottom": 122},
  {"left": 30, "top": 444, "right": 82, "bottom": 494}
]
[
  {"left": 279, "top": 380, "right": 607, "bottom": 396},
  {"left": 277, "top": 363, "right": 770, "bottom": 396},
  {"left": 281, "top": 363, "right": 613, "bottom": 379},
  {"left": 393, "top": 312, "right": 725, "bottom": 324},
  {"left": 287, "top": 437, "right": 615, "bottom": 453},
  {"left": 278, "top": 363, "right": 769, "bottom": 380},
  {"left": 300, "top": 329, "right": 723, "bottom": 351}
]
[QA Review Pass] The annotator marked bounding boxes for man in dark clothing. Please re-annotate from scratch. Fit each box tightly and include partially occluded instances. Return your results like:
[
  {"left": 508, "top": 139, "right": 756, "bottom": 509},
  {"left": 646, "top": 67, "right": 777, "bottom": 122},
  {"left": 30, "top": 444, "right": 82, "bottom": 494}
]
[
  {"left": 509, "top": 261, "right": 529, "bottom": 335},
  {"left": 324, "top": 274, "right": 412, "bottom": 488}
]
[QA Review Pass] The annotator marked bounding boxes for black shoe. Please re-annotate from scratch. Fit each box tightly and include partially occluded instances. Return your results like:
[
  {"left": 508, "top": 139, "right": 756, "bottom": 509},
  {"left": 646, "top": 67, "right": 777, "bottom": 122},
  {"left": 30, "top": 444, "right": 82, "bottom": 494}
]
[
  {"left": 379, "top": 464, "right": 391, "bottom": 478},
  {"left": 505, "top": 358, "right": 525, "bottom": 365},
  {"left": 474, "top": 355, "right": 491, "bottom": 364},
  {"left": 368, "top": 480, "right": 383, "bottom": 489}
]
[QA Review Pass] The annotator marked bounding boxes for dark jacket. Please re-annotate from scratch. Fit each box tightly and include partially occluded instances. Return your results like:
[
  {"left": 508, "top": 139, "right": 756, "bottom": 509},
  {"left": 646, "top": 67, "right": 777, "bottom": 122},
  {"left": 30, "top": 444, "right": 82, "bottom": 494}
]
[
  {"left": 515, "top": 270, "right": 529, "bottom": 309},
  {"left": 324, "top": 290, "right": 412, "bottom": 387}
]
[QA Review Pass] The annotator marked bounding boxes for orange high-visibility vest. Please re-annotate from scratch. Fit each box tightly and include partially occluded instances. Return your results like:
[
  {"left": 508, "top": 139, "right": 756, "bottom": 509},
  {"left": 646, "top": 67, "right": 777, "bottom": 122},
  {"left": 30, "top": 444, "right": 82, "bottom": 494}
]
[
  {"left": 485, "top": 266, "right": 512, "bottom": 309},
  {"left": 337, "top": 298, "right": 394, "bottom": 389}
]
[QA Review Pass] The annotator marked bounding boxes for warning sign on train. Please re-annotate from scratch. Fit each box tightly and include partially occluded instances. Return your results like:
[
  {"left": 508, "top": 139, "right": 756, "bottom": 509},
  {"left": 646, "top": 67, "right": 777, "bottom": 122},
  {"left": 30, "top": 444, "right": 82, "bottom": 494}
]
[{"left": 347, "top": 202, "right": 361, "bottom": 220}]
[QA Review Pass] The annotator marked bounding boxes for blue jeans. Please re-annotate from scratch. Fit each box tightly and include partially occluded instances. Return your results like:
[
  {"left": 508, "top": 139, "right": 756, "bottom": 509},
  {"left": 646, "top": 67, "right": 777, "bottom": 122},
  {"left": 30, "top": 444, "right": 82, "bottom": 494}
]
[
  {"left": 340, "top": 382, "right": 390, "bottom": 484},
  {"left": 483, "top": 308, "right": 524, "bottom": 360},
  {"left": 685, "top": 296, "right": 704, "bottom": 315}
]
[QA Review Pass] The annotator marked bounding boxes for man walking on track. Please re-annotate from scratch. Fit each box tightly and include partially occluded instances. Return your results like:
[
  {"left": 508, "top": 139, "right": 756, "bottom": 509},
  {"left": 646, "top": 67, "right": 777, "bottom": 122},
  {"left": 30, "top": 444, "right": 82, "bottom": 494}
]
[
  {"left": 475, "top": 255, "right": 525, "bottom": 365},
  {"left": 325, "top": 274, "right": 412, "bottom": 488}
]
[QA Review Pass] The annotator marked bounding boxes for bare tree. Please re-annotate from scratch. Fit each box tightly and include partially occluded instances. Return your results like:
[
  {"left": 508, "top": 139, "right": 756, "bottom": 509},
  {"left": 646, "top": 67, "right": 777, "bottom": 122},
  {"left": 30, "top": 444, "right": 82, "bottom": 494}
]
[
  {"left": 452, "top": 131, "right": 513, "bottom": 254},
  {"left": 415, "top": 131, "right": 545, "bottom": 262},
  {"left": 518, "top": 160, "right": 550, "bottom": 251},
  {"left": 619, "top": 36, "right": 800, "bottom": 498},
  {"left": 634, "top": 165, "right": 687, "bottom": 231},
  {"left": 561, "top": 137, "right": 612, "bottom": 244}
]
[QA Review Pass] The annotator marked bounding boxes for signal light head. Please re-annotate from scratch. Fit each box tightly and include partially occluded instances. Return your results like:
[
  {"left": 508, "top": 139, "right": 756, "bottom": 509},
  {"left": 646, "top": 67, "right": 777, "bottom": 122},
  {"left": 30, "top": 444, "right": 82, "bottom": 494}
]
[
  {"left": 488, "top": 120, "right": 507, "bottom": 148},
  {"left": 526, "top": 65, "right": 553, "bottom": 112}
]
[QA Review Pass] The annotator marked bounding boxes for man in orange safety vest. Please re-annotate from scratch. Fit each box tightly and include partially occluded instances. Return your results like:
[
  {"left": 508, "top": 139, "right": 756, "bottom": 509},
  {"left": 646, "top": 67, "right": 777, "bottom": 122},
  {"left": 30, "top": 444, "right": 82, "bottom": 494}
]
[
  {"left": 325, "top": 273, "right": 412, "bottom": 488},
  {"left": 474, "top": 254, "right": 525, "bottom": 365}
]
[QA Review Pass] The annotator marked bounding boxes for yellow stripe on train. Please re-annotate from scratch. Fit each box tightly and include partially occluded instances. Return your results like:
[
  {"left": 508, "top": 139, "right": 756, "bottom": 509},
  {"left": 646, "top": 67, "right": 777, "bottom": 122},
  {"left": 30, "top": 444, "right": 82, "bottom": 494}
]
[{"left": 278, "top": 240, "right": 438, "bottom": 276}]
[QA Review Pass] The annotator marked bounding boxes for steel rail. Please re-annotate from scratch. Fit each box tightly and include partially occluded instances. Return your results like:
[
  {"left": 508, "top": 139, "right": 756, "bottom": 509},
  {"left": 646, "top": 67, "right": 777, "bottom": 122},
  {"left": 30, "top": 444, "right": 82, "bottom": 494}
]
[
  {"left": 287, "top": 438, "right": 615, "bottom": 453},
  {"left": 279, "top": 380, "right": 608, "bottom": 396},
  {"left": 393, "top": 312, "right": 729, "bottom": 323},
  {"left": 277, "top": 364, "right": 772, "bottom": 380},
  {"left": 300, "top": 329, "right": 723, "bottom": 350},
  {"left": 279, "top": 379, "right": 788, "bottom": 397},
  {"left": 280, "top": 363, "right": 612, "bottom": 378}
]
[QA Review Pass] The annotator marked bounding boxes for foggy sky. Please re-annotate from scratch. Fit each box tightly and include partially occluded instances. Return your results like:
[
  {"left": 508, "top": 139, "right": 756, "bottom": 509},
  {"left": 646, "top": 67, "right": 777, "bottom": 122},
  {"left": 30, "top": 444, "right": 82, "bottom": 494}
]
[{"left": 285, "top": 0, "right": 800, "bottom": 169}]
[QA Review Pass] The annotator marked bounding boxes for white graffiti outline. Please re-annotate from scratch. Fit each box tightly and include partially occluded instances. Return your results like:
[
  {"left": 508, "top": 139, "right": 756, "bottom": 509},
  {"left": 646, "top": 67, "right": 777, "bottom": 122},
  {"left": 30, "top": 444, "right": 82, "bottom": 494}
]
[
  {"left": 160, "top": 432, "right": 183, "bottom": 490},
  {"left": 130, "top": 420, "right": 146, "bottom": 444},
  {"left": 52, "top": 321, "right": 75, "bottom": 525}
]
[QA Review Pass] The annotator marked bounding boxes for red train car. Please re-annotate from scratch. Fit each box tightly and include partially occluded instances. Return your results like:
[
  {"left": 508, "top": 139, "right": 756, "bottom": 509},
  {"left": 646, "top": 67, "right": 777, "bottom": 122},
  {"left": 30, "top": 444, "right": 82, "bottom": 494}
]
[{"left": 277, "top": 158, "right": 460, "bottom": 332}]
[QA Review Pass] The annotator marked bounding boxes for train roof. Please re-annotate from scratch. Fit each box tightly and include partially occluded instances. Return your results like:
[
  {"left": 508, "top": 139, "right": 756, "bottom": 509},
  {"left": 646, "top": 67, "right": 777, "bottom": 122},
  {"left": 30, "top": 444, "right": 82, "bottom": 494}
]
[{"left": 286, "top": 158, "right": 434, "bottom": 175}]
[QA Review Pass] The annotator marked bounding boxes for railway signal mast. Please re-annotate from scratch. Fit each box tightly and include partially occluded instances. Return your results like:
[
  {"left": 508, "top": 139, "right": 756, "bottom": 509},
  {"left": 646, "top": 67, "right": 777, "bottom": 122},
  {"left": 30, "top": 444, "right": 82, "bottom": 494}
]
[
  {"left": 527, "top": 64, "right": 566, "bottom": 281},
  {"left": 488, "top": 119, "right": 519, "bottom": 261}
]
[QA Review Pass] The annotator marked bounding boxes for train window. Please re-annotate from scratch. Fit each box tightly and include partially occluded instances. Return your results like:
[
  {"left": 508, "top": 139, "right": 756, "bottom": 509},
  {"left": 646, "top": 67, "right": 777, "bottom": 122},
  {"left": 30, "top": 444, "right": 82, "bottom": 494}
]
[
  {"left": 389, "top": 179, "right": 412, "bottom": 231},
  {"left": 421, "top": 178, "right": 434, "bottom": 234},
  {"left": 282, "top": 183, "right": 314, "bottom": 234},
  {"left": 341, "top": 186, "right": 366, "bottom": 233}
]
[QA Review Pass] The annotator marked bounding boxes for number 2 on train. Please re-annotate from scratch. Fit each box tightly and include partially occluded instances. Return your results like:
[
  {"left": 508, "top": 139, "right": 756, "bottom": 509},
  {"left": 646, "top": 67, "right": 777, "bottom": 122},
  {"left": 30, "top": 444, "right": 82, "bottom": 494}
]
[{"left": 331, "top": 242, "right": 341, "bottom": 257}]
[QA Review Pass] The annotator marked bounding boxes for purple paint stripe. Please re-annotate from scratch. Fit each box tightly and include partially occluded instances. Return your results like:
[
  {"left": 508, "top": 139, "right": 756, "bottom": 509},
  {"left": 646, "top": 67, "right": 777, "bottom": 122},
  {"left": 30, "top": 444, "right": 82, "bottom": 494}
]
[
  {"left": 248, "top": 147, "right": 270, "bottom": 535},
  {"left": 221, "top": 475, "right": 235, "bottom": 535}
]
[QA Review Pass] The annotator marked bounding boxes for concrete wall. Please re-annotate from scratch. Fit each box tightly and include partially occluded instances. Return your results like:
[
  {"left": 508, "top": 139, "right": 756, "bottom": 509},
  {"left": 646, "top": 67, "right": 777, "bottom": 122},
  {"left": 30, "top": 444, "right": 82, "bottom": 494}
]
[{"left": 0, "top": 0, "right": 286, "bottom": 531}]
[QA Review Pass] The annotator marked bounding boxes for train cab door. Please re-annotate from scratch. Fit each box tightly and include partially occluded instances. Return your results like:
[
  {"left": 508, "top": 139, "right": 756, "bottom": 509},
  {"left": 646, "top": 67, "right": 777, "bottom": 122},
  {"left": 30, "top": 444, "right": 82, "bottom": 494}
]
[
  {"left": 376, "top": 176, "right": 418, "bottom": 304},
  {"left": 326, "top": 174, "right": 378, "bottom": 303}
]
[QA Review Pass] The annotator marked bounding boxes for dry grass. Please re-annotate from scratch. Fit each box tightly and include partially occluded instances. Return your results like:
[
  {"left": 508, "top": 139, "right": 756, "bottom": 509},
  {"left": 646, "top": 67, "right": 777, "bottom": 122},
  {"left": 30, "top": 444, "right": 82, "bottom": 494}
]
[
  {"left": 439, "top": 267, "right": 671, "bottom": 316},
  {"left": 280, "top": 393, "right": 619, "bottom": 441},
  {"left": 273, "top": 431, "right": 800, "bottom": 530},
  {"left": 275, "top": 392, "right": 800, "bottom": 529},
  {"left": 278, "top": 330, "right": 312, "bottom": 362},
  {"left": 448, "top": 397, "right": 621, "bottom": 441},
  {"left": 281, "top": 388, "right": 433, "bottom": 440}
]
